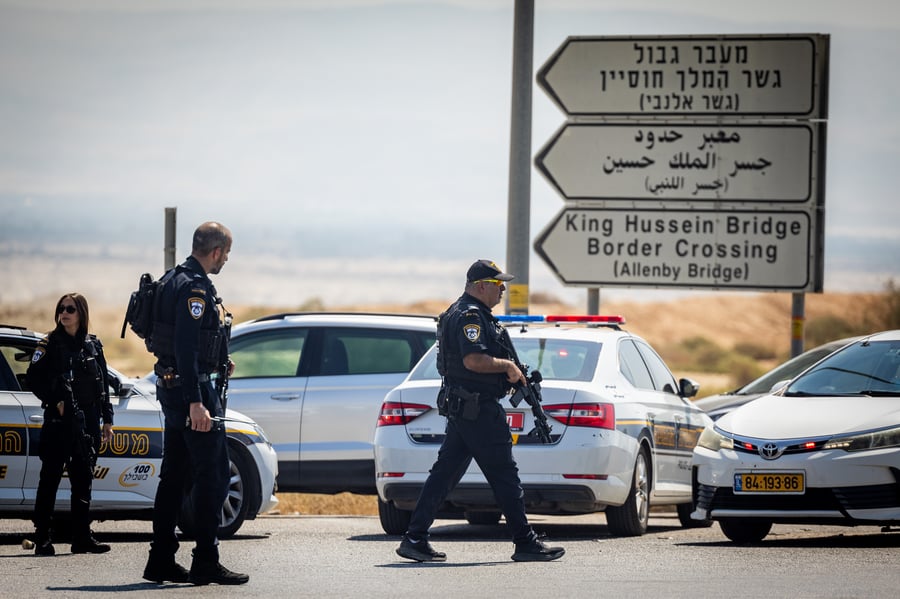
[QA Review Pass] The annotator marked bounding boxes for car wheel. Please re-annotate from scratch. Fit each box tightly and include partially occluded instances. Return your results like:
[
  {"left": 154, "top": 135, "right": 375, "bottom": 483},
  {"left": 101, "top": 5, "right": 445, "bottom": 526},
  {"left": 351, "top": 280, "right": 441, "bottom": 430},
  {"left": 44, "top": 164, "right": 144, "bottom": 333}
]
[
  {"left": 676, "top": 502, "right": 713, "bottom": 528},
  {"left": 178, "top": 443, "right": 260, "bottom": 539},
  {"left": 606, "top": 445, "right": 650, "bottom": 537},
  {"left": 719, "top": 518, "right": 772, "bottom": 543},
  {"left": 465, "top": 511, "right": 502, "bottom": 526},
  {"left": 378, "top": 497, "right": 411, "bottom": 535}
]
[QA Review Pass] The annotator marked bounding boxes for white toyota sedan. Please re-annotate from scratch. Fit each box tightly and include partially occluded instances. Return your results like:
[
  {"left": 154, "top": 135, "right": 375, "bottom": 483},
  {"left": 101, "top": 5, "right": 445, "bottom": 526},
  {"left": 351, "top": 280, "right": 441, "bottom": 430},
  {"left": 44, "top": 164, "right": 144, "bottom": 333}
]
[
  {"left": 692, "top": 330, "right": 900, "bottom": 543},
  {"left": 374, "top": 315, "right": 711, "bottom": 537}
]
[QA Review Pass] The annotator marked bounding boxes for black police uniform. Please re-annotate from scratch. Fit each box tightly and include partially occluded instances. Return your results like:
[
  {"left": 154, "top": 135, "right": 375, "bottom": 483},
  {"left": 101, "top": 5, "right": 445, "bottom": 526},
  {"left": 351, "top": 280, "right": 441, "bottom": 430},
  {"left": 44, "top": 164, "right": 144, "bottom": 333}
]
[
  {"left": 147, "top": 255, "right": 230, "bottom": 570},
  {"left": 27, "top": 327, "right": 114, "bottom": 550},
  {"left": 404, "top": 292, "right": 537, "bottom": 546}
]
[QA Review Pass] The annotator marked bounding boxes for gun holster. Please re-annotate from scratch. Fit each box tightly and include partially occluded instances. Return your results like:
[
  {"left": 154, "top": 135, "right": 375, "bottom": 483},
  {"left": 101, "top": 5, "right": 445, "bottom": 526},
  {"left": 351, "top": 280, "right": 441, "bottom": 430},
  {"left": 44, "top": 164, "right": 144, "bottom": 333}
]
[
  {"left": 448, "top": 387, "right": 480, "bottom": 421},
  {"left": 436, "top": 385, "right": 450, "bottom": 417}
]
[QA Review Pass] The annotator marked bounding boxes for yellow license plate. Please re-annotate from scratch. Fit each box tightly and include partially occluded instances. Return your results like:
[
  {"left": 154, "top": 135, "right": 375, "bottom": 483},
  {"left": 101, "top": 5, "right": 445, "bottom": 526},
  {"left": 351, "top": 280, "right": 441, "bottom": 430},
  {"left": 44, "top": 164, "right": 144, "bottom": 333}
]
[{"left": 734, "top": 472, "right": 805, "bottom": 494}]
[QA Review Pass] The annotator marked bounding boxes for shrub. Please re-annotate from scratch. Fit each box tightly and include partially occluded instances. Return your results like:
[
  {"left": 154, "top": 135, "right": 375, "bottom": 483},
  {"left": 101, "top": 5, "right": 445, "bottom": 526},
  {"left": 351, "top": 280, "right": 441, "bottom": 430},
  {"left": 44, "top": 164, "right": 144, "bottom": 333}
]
[
  {"left": 732, "top": 341, "right": 777, "bottom": 361},
  {"left": 805, "top": 314, "right": 858, "bottom": 347},
  {"left": 879, "top": 279, "right": 900, "bottom": 329}
]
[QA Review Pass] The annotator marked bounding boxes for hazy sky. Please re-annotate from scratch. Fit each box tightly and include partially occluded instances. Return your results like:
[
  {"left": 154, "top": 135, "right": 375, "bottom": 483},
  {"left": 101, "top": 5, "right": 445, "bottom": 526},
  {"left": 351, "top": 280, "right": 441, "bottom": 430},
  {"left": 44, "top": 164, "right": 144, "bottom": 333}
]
[{"left": 1, "top": 0, "right": 898, "bottom": 308}]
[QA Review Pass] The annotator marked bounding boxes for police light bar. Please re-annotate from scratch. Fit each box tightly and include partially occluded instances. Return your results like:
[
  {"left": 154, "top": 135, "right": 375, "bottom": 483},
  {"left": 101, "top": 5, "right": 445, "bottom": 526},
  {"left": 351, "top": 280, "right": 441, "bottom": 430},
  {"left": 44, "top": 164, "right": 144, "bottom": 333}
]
[
  {"left": 496, "top": 315, "right": 626, "bottom": 325},
  {"left": 496, "top": 315, "right": 546, "bottom": 322},
  {"left": 546, "top": 315, "right": 626, "bottom": 325}
]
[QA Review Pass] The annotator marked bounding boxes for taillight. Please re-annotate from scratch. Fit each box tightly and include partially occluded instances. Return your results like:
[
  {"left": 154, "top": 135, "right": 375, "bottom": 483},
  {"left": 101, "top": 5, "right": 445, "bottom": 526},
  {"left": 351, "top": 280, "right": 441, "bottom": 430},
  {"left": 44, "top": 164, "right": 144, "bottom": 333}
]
[
  {"left": 544, "top": 403, "right": 615, "bottom": 430},
  {"left": 376, "top": 401, "right": 431, "bottom": 426}
]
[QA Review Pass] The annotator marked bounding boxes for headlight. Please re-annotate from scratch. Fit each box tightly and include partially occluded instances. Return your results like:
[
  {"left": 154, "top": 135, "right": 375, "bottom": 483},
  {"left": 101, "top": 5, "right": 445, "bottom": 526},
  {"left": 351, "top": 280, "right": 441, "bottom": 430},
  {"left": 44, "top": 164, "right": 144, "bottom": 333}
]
[
  {"left": 698, "top": 426, "right": 734, "bottom": 452},
  {"left": 823, "top": 425, "right": 900, "bottom": 452},
  {"left": 249, "top": 422, "right": 271, "bottom": 446}
]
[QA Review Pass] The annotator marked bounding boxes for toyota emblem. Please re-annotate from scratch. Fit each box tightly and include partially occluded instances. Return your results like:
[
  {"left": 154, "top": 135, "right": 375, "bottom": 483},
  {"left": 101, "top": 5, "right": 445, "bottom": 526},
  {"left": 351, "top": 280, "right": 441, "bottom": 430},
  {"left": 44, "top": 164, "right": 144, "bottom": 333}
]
[{"left": 759, "top": 442, "right": 783, "bottom": 460}]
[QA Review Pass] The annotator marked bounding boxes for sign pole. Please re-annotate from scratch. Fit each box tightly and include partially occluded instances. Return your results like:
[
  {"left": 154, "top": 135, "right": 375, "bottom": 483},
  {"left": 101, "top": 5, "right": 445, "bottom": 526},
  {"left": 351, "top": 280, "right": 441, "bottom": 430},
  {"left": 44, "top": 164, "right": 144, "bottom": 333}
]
[
  {"left": 505, "top": 0, "right": 534, "bottom": 315},
  {"left": 164, "top": 207, "right": 177, "bottom": 271}
]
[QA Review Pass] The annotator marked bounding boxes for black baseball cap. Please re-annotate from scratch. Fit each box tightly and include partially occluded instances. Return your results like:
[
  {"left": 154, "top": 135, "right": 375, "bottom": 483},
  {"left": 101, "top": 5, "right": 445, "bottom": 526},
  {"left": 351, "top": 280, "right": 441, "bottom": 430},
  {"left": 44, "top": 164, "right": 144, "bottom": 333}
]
[{"left": 466, "top": 259, "right": 514, "bottom": 283}]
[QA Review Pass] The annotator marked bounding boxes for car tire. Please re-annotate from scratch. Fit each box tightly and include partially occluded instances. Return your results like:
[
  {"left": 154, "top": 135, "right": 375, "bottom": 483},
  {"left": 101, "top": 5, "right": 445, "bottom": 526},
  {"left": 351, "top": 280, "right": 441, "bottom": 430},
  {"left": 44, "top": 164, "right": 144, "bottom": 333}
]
[
  {"left": 378, "top": 497, "right": 411, "bottom": 535},
  {"left": 465, "top": 511, "right": 502, "bottom": 526},
  {"left": 178, "top": 442, "right": 260, "bottom": 540},
  {"left": 606, "top": 445, "right": 650, "bottom": 537},
  {"left": 719, "top": 518, "right": 772, "bottom": 543},
  {"left": 676, "top": 502, "right": 713, "bottom": 528}
]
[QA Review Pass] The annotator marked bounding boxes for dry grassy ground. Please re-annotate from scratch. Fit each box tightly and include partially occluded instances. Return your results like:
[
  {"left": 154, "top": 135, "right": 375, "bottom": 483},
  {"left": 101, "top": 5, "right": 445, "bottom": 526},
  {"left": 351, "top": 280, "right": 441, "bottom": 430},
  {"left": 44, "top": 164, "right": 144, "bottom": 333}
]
[{"left": 1, "top": 290, "right": 886, "bottom": 515}]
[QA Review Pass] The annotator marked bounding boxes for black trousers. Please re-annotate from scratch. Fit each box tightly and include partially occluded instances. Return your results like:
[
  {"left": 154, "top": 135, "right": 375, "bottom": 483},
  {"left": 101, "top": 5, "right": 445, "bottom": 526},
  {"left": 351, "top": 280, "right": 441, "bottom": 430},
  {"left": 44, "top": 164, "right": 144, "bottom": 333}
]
[
  {"left": 33, "top": 420, "right": 95, "bottom": 541},
  {"left": 150, "top": 381, "right": 229, "bottom": 564},
  {"left": 406, "top": 399, "right": 534, "bottom": 544}
]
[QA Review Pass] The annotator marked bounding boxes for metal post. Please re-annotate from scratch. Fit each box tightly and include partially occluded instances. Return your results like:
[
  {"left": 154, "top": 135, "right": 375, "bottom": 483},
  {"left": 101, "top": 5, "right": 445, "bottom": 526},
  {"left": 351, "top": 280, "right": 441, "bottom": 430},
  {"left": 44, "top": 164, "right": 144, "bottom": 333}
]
[
  {"left": 587, "top": 288, "right": 599, "bottom": 315},
  {"left": 164, "top": 207, "right": 177, "bottom": 271},
  {"left": 791, "top": 292, "right": 805, "bottom": 358},
  {"left": 505, "top": 0, "right": 534, "bottom": 315}
]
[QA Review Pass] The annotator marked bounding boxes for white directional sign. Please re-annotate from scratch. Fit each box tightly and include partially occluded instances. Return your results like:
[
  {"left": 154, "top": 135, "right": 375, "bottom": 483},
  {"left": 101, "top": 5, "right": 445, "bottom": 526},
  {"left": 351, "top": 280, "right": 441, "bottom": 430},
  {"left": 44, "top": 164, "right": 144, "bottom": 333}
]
[
  {"left": 535, "top": 122, "right": 818, "bottom": 202},
  {"left": 533, "top": 33, "right": 829, "bottom": 293},
  {"left": 534, "top": 208, "right": 814, "bottom": 290},
  {"left": 537, "top": 35, "right": 828, "bottom": 117}
]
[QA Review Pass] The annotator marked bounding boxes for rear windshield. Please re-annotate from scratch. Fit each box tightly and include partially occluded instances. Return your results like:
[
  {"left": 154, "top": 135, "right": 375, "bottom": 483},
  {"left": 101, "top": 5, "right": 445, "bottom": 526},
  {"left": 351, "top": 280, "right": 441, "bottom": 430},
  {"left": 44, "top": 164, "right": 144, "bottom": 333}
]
[{"left": 408, "top": 337, "right": 599, "bottom": 382}]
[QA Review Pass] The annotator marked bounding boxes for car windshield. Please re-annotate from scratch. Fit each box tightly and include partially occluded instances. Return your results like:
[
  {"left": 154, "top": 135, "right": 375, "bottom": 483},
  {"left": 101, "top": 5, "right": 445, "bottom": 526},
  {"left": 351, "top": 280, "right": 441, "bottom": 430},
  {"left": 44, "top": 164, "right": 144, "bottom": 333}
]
[
  {"left": 784, "top": 339, "right": 900, "bottom": 396},
  {"left": 407, "top": 337, "right": 599, "bottom": 382},
  {"left": 738, "top": 343, "right": 841, "bottom": 395}
]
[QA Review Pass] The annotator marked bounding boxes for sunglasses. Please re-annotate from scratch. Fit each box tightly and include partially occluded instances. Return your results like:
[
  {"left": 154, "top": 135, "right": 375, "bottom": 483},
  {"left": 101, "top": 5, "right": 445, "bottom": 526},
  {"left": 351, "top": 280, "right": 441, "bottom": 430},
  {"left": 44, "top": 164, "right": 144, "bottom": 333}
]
[
  {"left": 57, "top": 305, "right": 77, "bottom": 315},
  {"left": 476, "top": 279, "right": 503, "bottom": 287}
]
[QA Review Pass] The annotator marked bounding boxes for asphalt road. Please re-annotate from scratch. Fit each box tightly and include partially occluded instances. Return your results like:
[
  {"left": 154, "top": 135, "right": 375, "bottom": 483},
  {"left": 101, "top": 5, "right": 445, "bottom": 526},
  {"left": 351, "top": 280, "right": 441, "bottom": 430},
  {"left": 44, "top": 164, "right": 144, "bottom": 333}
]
[{"left": 1, "top": 512, "right": 899, "bottom": 598}]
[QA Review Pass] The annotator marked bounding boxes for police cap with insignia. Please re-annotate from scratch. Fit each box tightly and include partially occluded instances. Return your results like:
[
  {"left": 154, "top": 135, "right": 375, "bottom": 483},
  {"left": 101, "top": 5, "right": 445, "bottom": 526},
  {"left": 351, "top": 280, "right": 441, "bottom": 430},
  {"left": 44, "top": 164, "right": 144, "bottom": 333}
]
[{"left": 466, "top": 259, "right": 515, "bottom": 282}]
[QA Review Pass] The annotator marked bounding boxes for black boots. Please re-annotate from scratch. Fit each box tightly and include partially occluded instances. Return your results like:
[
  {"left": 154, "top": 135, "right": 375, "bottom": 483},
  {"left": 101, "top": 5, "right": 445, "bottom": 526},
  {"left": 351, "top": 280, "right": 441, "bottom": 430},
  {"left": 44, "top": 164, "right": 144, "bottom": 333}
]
[
  {"left": 511, "top": 536, "right": 565, "bottom": 562},
  {"left": 188, "top": 561, "right": 250, "bottom": 586},
  {"left": 395, "top": 535, "right": 448, "bottom": 562},
  {"left": 143, "top": 558, "right": 191, "bottom": 584},
  {"left": 71, "top": 535, "right": 111, "bottom": 554},
  {"left": 34, "top": 530, "right": 54, "bottom": 556}
]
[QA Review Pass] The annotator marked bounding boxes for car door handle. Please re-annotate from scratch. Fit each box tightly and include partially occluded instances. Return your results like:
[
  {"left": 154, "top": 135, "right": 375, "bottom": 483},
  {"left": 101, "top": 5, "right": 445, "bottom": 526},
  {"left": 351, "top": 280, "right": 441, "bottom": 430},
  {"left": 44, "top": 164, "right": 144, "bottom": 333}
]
[
  {"left": 30, "top": 415, "right": 44, "bottom": 423},
  {"left": 270, "top": 394, "right": 301, "bottom": 401}
]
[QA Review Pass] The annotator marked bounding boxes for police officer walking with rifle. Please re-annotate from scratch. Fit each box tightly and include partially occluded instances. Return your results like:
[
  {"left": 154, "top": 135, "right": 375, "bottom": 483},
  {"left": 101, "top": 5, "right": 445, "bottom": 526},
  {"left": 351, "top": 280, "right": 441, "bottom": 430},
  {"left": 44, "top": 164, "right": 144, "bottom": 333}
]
[
  {"left": 396, "top": 260, "right": 565, "bottom": 563},
  {"left": 141, "top": 221, "right": 247, "bottom": 586}
]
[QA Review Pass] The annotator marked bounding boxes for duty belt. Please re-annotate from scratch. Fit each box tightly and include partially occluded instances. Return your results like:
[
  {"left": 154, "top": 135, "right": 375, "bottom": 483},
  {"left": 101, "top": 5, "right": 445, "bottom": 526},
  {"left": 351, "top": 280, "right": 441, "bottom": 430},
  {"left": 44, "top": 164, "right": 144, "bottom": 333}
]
[{"left": 155, "top": 365, "right": 212, "bottom": 388}]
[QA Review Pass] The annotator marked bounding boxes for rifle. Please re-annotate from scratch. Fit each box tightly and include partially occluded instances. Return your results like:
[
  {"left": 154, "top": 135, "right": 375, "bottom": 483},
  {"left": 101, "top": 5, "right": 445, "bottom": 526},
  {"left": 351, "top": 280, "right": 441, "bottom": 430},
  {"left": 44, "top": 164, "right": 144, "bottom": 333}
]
[
  {"left": 214, "top": 304, "right": 233, "bottom": 411},
  {"left": 500, "top": 329, "right": 553, "bottom": 444},
  {"left": 508, "top": 368, "right": 553, "bottom": 444},
  {"left": 62, "top": 370, "right": 98, "bottom": 478}
]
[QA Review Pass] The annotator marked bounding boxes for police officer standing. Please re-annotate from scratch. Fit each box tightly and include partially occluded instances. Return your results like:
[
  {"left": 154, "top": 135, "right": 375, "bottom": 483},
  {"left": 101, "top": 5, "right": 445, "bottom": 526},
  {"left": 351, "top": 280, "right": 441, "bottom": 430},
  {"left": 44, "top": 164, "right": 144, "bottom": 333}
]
[
  {"left": 27, "top": 293, "right": 114, "bottom": 556},
  {"left": 396, "top": 260, "right": 565, "bottom": 563},
  {"left": 142, "top": 222, "right": 248, "bottom": 586}
]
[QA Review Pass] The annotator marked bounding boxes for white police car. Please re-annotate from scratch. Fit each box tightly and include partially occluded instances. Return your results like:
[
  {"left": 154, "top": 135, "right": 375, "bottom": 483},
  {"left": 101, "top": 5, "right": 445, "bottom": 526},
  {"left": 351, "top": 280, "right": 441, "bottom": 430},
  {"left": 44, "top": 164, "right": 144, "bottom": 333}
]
[
  {"left": 0, "top": 324, "right": 278, "bottom": 538},
  {"left": 374, "top": 315, "right": 712, "bottom": 537}
]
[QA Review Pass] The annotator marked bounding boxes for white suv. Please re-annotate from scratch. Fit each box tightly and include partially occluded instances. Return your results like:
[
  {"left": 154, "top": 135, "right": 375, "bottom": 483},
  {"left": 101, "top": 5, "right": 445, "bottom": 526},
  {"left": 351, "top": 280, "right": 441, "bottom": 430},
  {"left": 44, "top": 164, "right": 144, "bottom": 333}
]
[
  {"left": 225, "top": 312, "right": 436, "bottom": 494},
  {"left": 374, "top": 315, "right": 712, "bottom": 537}
]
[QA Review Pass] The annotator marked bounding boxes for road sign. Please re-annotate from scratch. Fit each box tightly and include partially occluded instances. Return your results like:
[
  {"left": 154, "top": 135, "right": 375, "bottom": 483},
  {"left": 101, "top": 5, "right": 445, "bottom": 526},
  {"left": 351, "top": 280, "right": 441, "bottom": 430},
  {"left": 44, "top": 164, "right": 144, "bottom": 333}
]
[
  {"left": 533, "top": 207, "right": 816, "bottom": 291},
  {"left": 535, "top": 122, "right": 819, "bottom": 202},
  {"left": 537, "top": 35, "right": 828, "bottom": 117}
]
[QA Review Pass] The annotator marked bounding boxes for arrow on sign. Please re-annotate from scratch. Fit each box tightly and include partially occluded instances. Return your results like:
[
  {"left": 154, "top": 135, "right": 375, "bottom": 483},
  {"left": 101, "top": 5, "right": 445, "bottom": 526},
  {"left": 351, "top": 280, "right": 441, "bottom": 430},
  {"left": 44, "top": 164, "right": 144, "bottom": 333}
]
[
  {"left": 537, "top": 35, "right": 824, "bottom": 117},
  {"left": 534, "top": 207, "right": 813, "bottom": 290}
]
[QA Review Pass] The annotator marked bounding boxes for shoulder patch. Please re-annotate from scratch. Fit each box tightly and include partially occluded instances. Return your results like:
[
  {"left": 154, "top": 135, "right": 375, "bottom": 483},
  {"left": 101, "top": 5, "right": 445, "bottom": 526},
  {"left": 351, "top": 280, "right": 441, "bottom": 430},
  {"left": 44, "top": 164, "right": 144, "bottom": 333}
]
[
  {"left": 463, "top": 324, "right": 481, "bottom": 342},
  {"left": 31, "top": 348, "right": 45, "bottom": 363},
  {"left": 189, "top": 297, "right": 206, "bottom": 319}
]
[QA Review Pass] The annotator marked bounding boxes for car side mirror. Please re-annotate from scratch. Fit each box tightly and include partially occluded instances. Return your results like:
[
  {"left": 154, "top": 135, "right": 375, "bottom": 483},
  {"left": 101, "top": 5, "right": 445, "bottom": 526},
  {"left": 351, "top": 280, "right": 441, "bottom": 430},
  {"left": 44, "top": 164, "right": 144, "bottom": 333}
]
[
  {"left": 679, "top": 377, "right": 700, "bottom": 398},
  {"left": 117, "top": 382, "right": 135, "bottom": 398},
  {"left": 768, "top": 379, "right": 790, "bottom": 393}
]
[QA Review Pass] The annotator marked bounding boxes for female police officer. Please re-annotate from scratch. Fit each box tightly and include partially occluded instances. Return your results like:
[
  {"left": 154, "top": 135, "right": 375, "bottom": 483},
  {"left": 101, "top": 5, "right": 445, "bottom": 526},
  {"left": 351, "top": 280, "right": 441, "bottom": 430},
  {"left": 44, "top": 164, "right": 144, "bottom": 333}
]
[{"left": 27, "top": 293, "right": 114, "bottom": 556}]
